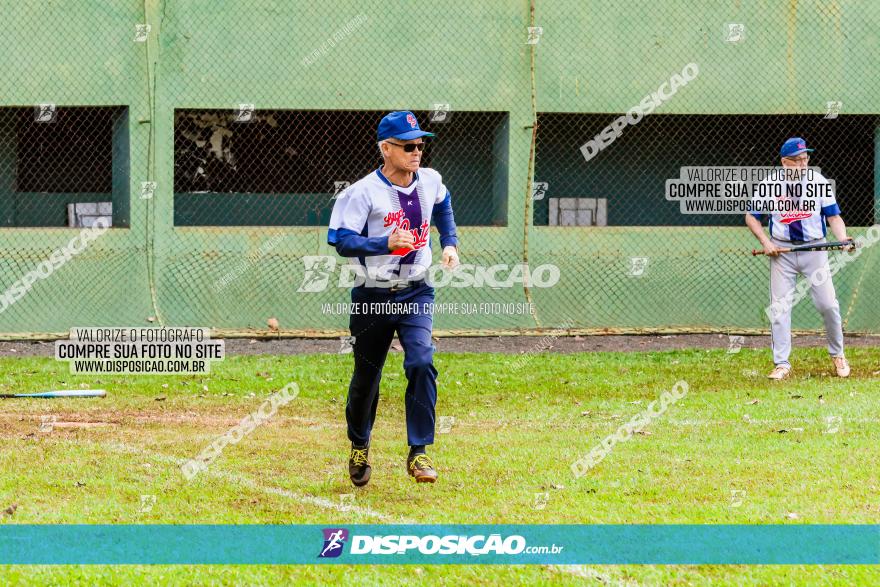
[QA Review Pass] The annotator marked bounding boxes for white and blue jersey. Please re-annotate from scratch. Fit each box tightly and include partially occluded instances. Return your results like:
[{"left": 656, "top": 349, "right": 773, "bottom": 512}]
[
  {"left": 328, "top": 167, "right": 458, "bottom": 282},
  {"left": 749, "top": 170, "right": 841, "bottom": 242}
]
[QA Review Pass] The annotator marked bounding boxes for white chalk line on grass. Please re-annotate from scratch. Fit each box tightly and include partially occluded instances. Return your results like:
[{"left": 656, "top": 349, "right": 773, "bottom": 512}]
[
  {"left": 478, "top": 416, "right": 880, "bottom": 431},
  {"left": 79, "top": 439, "right": 413, "bottom": 523},
  {"left": 547, "top": 565, "right": 642, "bottom": 586},
  {"left": 666, "top": 417, "right": 880, "bottom": 426}
]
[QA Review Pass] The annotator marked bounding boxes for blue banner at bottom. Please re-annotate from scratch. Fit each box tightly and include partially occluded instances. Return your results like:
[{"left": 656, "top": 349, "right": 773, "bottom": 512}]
[{"left": 0, "top": 525, "right": 877, "bottom": 565}]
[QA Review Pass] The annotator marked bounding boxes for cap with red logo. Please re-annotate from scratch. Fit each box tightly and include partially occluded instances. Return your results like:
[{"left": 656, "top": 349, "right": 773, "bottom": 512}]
[
  {"left": 780, "top": 137, "right": 815, "bottom": 157},
  {"left": 377, "top": 111, "right": 435, "bottom": 141}
]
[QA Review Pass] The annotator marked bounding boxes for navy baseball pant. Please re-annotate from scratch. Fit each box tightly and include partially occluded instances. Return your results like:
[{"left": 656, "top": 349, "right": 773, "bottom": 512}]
[{"left": 346, "top": 283, "right": 437, "bottom": 448}]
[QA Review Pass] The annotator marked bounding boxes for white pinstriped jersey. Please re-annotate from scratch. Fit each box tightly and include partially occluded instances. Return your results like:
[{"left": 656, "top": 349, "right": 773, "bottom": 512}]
[
  {"left": 328, "top": 167, "right": 449, "bottom": 281},
  {"left": 750, "top": 170, "right": 840, "bottom": 242}
]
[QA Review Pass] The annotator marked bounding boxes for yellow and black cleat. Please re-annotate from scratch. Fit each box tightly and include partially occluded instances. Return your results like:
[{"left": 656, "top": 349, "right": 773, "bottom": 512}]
[
  {"left": 407, "top": 453, "right": 438, "bottom": 483},
  {"left": 349, "top": 445, "right": 371, "bottom": 487}
]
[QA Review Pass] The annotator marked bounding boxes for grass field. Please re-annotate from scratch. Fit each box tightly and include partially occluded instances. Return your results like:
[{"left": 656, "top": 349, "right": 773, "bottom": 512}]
[{"left": 1, "top": 344, "right": 879, "bottom": 585}]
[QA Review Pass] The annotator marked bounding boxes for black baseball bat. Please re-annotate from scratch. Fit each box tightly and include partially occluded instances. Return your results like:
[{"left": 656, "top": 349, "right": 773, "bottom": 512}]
[{"left": 752, "top": 240, "right": 856, "bottom": 256}]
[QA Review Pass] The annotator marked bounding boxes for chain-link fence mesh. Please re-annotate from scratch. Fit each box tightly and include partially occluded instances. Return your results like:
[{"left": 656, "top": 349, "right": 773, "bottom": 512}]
[
  {"left": 172, "top": 109, "right": 508, "bottom": 227},
  {"left": 0, "top": 1, "right": 877, "bottom": 336}
]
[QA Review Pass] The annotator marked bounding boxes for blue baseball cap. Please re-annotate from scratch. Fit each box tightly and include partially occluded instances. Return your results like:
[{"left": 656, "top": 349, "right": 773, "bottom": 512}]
[
  {"left": 780, "top": 137, "right": 814, "bottom": 157},
  {"left": 377, "top": 111, "right": 435, "bottom": 141}
]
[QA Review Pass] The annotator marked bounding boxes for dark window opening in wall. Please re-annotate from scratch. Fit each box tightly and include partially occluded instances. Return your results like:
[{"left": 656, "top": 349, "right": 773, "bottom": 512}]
[
  {"left": 534, "top": 113, "right": 878, "bottom": 227},
  {"left": 173, "top": 109, "right": 509, "bottom": 226},
  {"left": 0, "top": 106, "right": 130, "bottom": 227}
]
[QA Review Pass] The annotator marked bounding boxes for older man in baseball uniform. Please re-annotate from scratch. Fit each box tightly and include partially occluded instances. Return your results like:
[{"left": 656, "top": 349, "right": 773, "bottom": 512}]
[
  {"left": 746, "top": 137, "right": 852, "bottom": 380},
  {"left": 328, "top": 111, "right": 460, "bottom": 486}
]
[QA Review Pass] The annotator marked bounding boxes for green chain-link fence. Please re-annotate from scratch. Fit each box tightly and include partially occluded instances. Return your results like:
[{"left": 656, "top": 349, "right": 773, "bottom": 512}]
[{"left": 0, "top": 0, "right": 877, "bottom": 337}]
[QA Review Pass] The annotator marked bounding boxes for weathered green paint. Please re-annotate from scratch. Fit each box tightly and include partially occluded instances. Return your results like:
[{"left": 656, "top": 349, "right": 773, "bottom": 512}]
[{"left": 535, "top": 0, "right": 879, "bottom": 114}]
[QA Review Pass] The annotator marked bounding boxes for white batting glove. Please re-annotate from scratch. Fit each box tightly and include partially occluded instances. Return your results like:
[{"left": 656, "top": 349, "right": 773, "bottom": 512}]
[{"left": 441, "top": 245, "right": 460, "bottom": 269}]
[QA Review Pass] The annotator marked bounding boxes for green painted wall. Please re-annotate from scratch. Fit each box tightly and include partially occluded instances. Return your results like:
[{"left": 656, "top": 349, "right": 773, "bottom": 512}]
[{"left": 536, "top": 0, "right": 879, "bottom": 115}]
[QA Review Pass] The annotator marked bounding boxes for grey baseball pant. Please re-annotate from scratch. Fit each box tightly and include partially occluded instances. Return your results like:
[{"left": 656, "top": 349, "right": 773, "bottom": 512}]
[{"left": 768, "top": 237, "right": 844, "bottom": 366}]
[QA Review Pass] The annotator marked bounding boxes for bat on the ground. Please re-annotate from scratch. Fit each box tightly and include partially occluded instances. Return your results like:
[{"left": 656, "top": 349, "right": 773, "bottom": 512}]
[
  {"left": 0, "top": 389, "right": 106, "bottom": 399},
  {"left": 752, "top": 240, "right": 856, "bottom": 256}
]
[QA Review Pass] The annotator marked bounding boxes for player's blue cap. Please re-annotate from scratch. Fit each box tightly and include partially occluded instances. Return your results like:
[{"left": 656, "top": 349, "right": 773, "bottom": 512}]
[
  {"left": 780, "top": 137, "right": 814, "bottom": 157},
  {"left": 377, "top": 111, "right": 435, "bottom": 141}
]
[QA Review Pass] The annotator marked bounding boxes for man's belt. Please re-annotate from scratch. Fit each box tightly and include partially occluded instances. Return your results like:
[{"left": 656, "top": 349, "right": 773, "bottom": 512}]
[
  {"left": 774, "top": 237, "right": 823, "bottom": 245},
  {"left": 363, "top": 278, "right": 426, "bottom": 292},
  {"left": 388, "top": 278, "right": 425, "bottom": 292}
]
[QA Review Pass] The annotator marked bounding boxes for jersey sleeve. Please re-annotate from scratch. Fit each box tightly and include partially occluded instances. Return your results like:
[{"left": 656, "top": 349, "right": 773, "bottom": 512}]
[
  {"left": 328, "top": 185, "right": 370, "bottom": 245},
  {"left": 422, "top": 168, "right": 458, "bottom": 248},
  {"left": 819, "top": 176, "right": 840, "bottom": 217},
  {"left": 435, "top": 174, "right": 448, "bottom": 205},
  {"left": 418, "top": 167, "right": 449, "bottom": 205},
  {"left": 432, "top": 192, "right": 459, "bottom": 249},
  {"left": 327, "top": 183, "right": 390, "bottom": 257}
]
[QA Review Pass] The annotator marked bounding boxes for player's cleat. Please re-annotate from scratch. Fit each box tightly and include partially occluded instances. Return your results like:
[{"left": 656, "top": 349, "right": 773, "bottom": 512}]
[
  {"left": 832, "top": 356, "right": 850, "bottom": 378},
  {"left": 348, "top": 444, "right": 371, "bottom": 487},
  {"left": 767, "top": 365, "right": 791, "bottom": 380},
  {"left": 407, "top": 453, "right": 438, "bottom": 483}
]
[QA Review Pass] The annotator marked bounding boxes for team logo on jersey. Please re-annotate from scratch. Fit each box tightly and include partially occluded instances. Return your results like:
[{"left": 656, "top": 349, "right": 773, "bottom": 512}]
[
  {"left": 383, "top": 210, "right": 429, "bottom": 256},
  {"left": 776, "top": 189, "right": 813, "bottom": 224},
  {"left": 406, "top": 113, "right": 417, "bottom": 128}
]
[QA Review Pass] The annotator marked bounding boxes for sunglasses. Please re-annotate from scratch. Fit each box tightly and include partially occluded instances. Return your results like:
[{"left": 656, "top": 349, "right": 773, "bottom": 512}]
[{"left": 386, "top": 141, "right": 426, "bottom": 153}]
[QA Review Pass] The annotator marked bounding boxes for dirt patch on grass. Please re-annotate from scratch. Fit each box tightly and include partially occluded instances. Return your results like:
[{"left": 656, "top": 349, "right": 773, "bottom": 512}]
[
  {"left": 49, "top": 421, "right": 116, "bottom": 429},
  {"left": 0, "top": 411, "right": 338, "bottom": 431}
]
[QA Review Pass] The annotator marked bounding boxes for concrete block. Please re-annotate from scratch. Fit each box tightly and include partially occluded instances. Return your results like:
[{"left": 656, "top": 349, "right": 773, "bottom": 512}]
[
  {"left": 576, "top": 209, "right": 593, "bottom": 225},
  {"left": 67, "top": 202, "right": 113, "bottom": 228},
  {"left": 558, "top": 198, "right": 578, "bottom": 210},
  {"left": 596, "top": 198, "right": 607, "bottom": 226}
]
